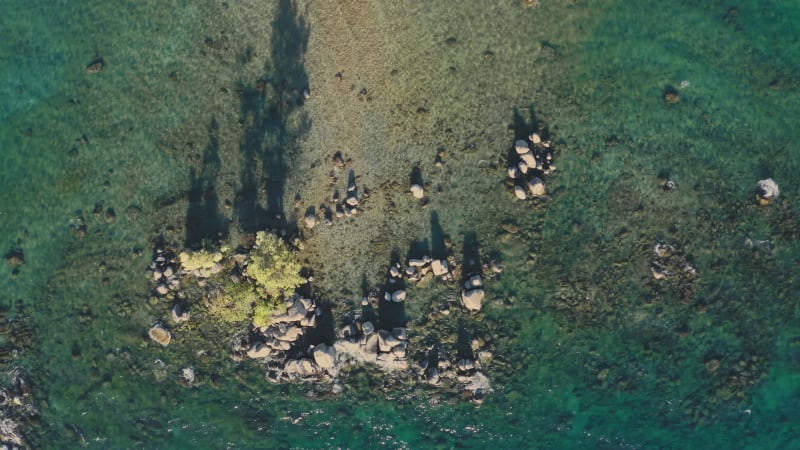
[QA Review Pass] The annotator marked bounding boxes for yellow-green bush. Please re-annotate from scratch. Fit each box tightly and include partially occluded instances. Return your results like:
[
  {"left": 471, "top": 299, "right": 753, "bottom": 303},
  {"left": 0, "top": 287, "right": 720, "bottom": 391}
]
[
  {"left": 247, "top": 231, "right": 304, "bottom": 298},
  {"left": 252, "top": 300, "right": 280, "bottom": 328},
  {"left": 179, "top": 249, "right": 223, "bottom": 273}
]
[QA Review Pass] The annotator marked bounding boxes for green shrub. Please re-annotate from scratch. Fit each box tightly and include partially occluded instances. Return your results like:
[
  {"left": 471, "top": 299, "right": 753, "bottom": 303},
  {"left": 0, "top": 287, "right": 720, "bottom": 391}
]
[
  {"left": 247, "top": 231, "right": 304, "bottom": 298},
  {"left": 206, "top": 280, "right": 257, "bottom": 323}
]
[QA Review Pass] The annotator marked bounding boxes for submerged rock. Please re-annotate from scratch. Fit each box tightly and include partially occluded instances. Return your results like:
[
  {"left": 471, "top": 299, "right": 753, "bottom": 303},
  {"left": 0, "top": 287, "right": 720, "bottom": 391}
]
[
  {"left": 148, "top": 324, "right": 171, "bottom": 347},
  {"left": 431, "top": 259, "right": 449, "bottom": 276}
]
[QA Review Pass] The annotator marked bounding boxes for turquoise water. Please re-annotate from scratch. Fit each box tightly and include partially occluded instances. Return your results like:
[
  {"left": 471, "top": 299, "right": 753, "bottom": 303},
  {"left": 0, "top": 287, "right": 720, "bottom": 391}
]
[{"left": 1, "top": 0, "right": 799, "bottom": 448}]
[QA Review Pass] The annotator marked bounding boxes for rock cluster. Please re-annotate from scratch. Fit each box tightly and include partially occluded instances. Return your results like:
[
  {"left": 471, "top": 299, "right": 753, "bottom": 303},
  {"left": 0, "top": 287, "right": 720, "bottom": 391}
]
[
  {"left": 650, "top": 242, "right": 698, "bottom": 290},
  {"left": 506, "top": 132, "right": 556, "bottom": 200},
  {"left": 0, "top": 368, "right": 38, "bottom": 448},
  {"left": 385, "top": 256, "right": 458, "bottom": 290},
  {"left": 335, "top": 321, "right": 410, "bottom": 371},
  {"left": 303, "top": 154, "right": 371, "bottom": 229},
  {"left": 241, "top": 296, "right": 335, "bottom": 382},
  {"left": 415, "top": 350, "right": 493, "bottom": 403},
  {"left": 149, "top": 248, "right": 180, "bottom": 296}
]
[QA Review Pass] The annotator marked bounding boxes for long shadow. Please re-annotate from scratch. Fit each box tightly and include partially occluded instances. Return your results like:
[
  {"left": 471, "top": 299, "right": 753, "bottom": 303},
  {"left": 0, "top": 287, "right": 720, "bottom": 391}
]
[
  {"left": 235, "top": 0, "right": 310, "bottom": 235},
  {"left": 430, "top": 211, "right": 449, "bottom": 261},
  {"left": 406, "top": 238, "right": 430, "bottom": 261},
  {"left": 379, "top": 250, "right": 407, "bottom": 330},
  {"left": 185, "top": 117, "right": 228, "bottom": 249},
  {"left": 461, "top": 231, "right": 482, "bottom": 285},
  {"left": 512, "top": 105, "right": 539, "bottom": 141}
]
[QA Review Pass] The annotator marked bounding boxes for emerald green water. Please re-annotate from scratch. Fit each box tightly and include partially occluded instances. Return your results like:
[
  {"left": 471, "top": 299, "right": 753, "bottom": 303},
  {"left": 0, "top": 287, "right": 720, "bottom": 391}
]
[{"left": 1, "top": 0, "right": 799, "bottom": 448}]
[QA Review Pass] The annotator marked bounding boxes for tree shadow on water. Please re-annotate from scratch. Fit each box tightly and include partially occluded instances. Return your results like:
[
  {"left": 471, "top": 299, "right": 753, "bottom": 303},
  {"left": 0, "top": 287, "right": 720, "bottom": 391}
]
[
  {"left": 185, "top": 116, "right": 228, "bottom": 249},
  {"left": 379, "top": 250, "right": 407, "bottom": 330},
  {"left": 461, "top": 231, "right": 482, "bottom": 285},
  {"left": 235, "top": 0, "right": 310, "bottom": 235}
]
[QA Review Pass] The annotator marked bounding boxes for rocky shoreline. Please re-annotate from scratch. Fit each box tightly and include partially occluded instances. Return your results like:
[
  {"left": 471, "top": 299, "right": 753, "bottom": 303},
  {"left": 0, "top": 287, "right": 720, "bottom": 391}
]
[{"left": 141, "top": 131, "right": 564, "bottom": 404}]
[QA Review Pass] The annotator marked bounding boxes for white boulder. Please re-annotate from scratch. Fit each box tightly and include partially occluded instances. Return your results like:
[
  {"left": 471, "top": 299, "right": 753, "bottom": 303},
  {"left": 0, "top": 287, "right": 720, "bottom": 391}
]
[
  {"left": 431, "top": 259, "right": 449, "bottom": 276},
  {"left": 410, "top": 184, "right": 425, "bottom": 199},
  {"left": 461, "top": 288, "right": 484, "bottom": 311},
  {"left": 527, "top": 177, "right": 546, "bottom": 197}
]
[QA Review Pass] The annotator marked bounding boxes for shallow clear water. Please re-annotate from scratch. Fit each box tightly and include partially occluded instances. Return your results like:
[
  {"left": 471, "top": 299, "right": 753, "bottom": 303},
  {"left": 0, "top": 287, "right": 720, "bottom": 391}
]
[{"left": 1, "top": 0, "right": 799, "bottom": 448}]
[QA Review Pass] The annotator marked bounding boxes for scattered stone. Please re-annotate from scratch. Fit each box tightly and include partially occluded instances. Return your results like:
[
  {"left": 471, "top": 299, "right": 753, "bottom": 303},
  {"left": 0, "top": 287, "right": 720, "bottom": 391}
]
[
  {"left": 391, "top": 290, "right": 407, "bottom": 302},
  {"left": 514, "top": 186, "right": 527, "bottom": 200},
  {"left": 304, "top": 213, "right": 317, "bottom": 229},
  {"left": 651, "top": 263, "right": 668, "bottom": 280},
  {"left": 148, "top": 324, "right": 171, "bottom": 347},
  {"left": 756, "top": 178, "right": 779, "bottom": 205},
  {"left": 171, "top": 304, "right": 190, "bottom": 323},
  {"left": 410, "top": 183, "right": 425, "bottom": 199},
  {"left": 653, "top": 243, "right": 673, "bottom": 258},
  {"left": 461, "top": 288, "right": 484, "bottom": 311},
  {"left": 182, "top": 367, "right": 195, "bottom": 385}
]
